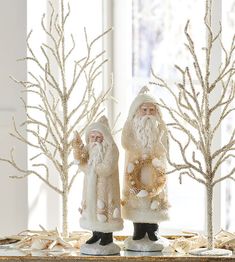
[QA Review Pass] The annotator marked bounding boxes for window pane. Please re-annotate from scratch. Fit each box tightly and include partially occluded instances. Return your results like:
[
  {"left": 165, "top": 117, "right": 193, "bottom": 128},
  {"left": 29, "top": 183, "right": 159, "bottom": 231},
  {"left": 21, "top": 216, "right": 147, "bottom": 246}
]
[
  {"left": 132, "top": 0, "right": 206, "bottom": 82},
  {"left": 27, "top": 0, "right": 49, "bottom": 230}
]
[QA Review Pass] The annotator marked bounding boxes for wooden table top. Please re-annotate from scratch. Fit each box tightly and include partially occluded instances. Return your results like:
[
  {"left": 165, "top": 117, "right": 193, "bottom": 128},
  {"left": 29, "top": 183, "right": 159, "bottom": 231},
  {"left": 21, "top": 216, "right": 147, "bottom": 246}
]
[{"left": 0, "top": 249, "right": 234, "bottom": 262}]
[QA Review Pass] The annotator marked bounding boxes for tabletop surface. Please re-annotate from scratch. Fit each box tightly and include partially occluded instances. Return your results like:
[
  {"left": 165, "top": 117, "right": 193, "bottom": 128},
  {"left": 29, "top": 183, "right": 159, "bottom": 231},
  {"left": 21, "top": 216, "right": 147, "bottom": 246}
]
[{"left": 0, "top": 248, "right": 235, "bottom": 262}]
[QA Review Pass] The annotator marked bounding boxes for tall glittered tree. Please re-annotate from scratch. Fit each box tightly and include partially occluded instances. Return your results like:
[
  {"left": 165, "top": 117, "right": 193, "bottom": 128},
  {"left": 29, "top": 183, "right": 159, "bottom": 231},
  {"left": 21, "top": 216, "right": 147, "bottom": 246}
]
[
  {"left": 0, "top": 0, "right": 110, "bottom": 237},
  {"left": 151, "top": 0, "right": 235, "bottom": 256}
]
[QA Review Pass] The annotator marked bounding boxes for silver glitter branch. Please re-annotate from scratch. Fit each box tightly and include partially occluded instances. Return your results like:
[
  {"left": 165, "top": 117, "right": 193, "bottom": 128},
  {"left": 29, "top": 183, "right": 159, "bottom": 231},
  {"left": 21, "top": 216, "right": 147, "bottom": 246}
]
[
  {"left": 151, "top": 0, "right": 235, "bottom": 250},
  {"left": 0, "top": 0, "right": 111, "bottom": 237}
]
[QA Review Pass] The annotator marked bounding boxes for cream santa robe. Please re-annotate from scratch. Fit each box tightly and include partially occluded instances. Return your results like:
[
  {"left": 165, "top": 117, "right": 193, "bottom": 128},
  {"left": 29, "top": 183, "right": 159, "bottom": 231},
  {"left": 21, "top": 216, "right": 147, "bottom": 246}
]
[
  {"left": 121, "top": 93, "right": 169, "bottom": 223},
  {"left": 77, "top": 119, "right": 123, "bottom": 233}
]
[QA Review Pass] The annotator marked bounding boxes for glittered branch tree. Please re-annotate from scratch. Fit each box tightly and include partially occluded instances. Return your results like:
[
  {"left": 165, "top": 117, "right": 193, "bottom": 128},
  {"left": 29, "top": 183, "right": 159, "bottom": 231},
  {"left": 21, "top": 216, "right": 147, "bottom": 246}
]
[
  {"left": 0, "top": 0, "right": 110, "bottom": 237},
  {"left": 151, "top": 0, "right": 235, "bottom": 255}
]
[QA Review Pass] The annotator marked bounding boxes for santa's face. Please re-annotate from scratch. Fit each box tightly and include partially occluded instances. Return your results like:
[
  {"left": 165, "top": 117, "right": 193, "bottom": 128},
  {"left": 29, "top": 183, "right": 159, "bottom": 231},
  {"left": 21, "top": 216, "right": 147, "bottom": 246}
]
[
  {"left": 89, "top": 131, "right": 104, "bottom": 144},
  {"left": 88, "top": 130, "right": 106, "bottom": 166},
  {"left": 137, "top": 103, "right": 157, "bottom": 117}
]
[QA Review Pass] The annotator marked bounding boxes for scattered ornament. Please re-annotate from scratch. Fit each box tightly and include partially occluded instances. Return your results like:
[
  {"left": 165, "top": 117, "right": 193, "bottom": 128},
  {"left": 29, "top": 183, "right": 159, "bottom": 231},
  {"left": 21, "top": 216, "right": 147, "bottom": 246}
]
[{"left": 0, "top": 226, "right": 90, "bottom": 254}]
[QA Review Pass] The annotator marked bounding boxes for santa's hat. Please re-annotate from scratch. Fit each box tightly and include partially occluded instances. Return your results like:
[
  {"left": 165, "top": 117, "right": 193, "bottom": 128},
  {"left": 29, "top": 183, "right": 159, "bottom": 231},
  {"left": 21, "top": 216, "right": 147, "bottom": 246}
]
[
  {"left": 85, "top": 115, "right": 113, "bottom": 144},
  {"left": 127, "top": 86, "right": 158, "bottom": 120}
]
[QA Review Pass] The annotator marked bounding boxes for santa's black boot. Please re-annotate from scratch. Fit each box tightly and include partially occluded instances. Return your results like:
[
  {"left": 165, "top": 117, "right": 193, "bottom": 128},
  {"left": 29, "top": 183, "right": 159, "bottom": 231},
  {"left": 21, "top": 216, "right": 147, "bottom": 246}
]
[
  {"left": 99, "top": 232, "right": 113, "bottom": 246},
  {"left": 86, "top": 231, "right": 102, "bottom": 244},
  {"left": 146, "top": 223, "right": 159, "bottom": 241},
  {"left": 132, "top": 223, "right": 146, "bottom": 240}
]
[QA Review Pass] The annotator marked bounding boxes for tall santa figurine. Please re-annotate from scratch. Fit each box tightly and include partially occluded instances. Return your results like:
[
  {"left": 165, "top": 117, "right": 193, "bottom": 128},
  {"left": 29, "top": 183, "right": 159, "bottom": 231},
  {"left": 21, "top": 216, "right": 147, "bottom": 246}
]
[
  {"left": 73, "top": 116, "right": 123, "bottom": 255},
  {"left": 121, "top": 87, "right": 169, "bottom": 251}
]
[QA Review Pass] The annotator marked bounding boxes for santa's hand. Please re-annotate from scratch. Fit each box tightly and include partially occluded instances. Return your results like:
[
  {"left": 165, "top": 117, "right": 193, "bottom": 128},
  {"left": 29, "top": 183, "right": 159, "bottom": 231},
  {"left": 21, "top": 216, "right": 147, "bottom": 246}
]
[{"left": 152, "top": 157, "right": 165, "bottom": 169}]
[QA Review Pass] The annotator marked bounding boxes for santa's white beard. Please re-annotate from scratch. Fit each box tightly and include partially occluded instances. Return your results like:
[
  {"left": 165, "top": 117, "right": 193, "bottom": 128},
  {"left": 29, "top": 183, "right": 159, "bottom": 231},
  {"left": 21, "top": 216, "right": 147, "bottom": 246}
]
[
  {"left": 88, "top": 141, "right": 107, "bottom": 167},
  {"left": 133, "top": 115, "right": 160, "bottom": 154}
]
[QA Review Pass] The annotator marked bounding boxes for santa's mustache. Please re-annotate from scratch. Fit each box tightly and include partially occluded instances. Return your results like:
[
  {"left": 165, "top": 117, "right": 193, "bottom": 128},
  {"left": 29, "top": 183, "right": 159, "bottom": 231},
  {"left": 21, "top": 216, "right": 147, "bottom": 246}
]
[
  {"left": 88, "top": 140, "right": 108, "bottom": 158},
  {"left": 88, "top": 141, "right": 105, "bottom": 166},
  {"left": 137, "top": 115, "right": 159, "bottom": 127},
  {"left": 89, "top": 141, "right": 100, "bottom": 148}
]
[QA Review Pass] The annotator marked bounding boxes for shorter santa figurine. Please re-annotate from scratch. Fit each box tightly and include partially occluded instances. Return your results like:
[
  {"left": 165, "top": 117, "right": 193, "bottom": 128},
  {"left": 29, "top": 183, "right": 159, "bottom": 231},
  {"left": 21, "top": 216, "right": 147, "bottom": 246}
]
[
  {"left": 72, "top": 116, "right": 123, "bottom": 255},
  {"left": 121, "top": 87, "right": 170, "bottom": 251}
]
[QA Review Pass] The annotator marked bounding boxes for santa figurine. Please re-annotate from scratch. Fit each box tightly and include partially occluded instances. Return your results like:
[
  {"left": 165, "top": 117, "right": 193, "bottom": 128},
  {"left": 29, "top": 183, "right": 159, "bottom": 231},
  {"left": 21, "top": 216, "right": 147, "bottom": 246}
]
[
  {"left": 72, "top": 116, "right": 123, "bottom": 255},
  {"left": 121, "top": 87, "right": 169, "bottom": 251}
]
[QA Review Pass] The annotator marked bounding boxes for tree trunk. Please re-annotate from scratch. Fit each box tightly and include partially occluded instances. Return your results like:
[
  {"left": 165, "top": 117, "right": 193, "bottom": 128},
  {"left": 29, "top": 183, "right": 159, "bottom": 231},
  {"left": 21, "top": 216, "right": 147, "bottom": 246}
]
[
  {"left": 62, "top": 189, "right": 68, "bottom": 237},
  {"left": 207, "top": 184, "right": 214, "bottom": 250}
]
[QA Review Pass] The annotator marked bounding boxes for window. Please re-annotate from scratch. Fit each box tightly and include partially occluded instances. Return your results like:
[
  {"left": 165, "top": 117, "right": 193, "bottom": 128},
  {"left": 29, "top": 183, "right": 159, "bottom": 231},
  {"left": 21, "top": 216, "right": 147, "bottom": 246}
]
[
  {"left": 113, "top": 0, "right": 235, "bottom": 235},
  {"left": 26, "top": 0, "right": 235, "bottom": 236}
]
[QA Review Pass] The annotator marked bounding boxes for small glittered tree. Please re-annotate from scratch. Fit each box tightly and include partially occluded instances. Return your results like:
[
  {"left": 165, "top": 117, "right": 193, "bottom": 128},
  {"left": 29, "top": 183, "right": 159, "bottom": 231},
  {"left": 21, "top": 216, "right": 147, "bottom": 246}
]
[{"left": 151, "top": 0, "right": 235, "bottom": 256}]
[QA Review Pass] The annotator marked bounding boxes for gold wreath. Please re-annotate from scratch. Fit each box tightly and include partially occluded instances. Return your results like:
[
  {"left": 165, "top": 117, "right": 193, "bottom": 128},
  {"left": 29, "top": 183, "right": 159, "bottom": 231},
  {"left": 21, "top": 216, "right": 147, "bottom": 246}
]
[{"left": 127, "top": 158, "right": 166, "bottom": 197}]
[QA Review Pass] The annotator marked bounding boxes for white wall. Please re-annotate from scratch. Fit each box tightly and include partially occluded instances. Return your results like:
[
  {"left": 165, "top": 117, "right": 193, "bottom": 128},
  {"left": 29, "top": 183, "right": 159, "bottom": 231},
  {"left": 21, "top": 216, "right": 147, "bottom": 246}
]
[{"left": 0, "top": 0, "right": 27, "bottom": 236}]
